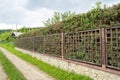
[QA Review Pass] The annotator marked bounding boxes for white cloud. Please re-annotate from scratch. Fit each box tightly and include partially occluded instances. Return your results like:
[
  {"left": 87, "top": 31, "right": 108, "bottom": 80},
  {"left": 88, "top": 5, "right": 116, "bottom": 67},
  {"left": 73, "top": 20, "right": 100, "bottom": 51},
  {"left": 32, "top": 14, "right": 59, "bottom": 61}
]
[
  {"left": 0, "top": 23, "right": 23, "bottom": 29},
  {"left": 0, "top": 0, "right": 28, "bottom": 7},
  {"left": 107, "top": 0, "right": 120, "bottom": 7},
  {"left": 0, "top": 0, "right": 56, "bottom": 29},
  {"left": 0, "top": 0, "right": 120, "bottom": 29},
  {"left": 20, "top": 8, "right": 56, "bottom": 27}
]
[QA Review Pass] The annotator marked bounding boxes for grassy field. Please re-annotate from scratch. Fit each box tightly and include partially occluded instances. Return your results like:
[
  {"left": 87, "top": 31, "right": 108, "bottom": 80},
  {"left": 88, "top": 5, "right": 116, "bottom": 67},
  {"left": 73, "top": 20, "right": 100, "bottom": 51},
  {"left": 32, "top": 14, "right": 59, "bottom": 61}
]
[
  {"left": 0, "top": 43, "right": 93, "bottom": 80},
  {"left": 0, "top": 50, "right": 26, "bottom": 80}
]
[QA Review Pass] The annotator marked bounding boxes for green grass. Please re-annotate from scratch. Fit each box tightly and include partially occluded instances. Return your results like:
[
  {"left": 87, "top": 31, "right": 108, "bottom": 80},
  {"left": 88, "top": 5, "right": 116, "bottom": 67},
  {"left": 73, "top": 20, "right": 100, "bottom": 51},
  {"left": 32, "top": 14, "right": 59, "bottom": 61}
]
[
  {"left": 0, "top": 43, "right": 93, "bottom": 80},
  {"left": 0, "top": 50, "right": 26, "bottom": 80}
]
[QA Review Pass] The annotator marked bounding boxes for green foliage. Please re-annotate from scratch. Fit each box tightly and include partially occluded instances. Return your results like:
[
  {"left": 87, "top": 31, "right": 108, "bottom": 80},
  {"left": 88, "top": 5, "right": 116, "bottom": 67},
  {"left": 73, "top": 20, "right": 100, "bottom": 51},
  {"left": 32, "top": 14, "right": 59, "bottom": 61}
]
[
  {"left": 0, "top": 27, "right": 36, "bottom": 42},
  {"left": 43, "top": 11, "right": 75, "bottom": 27},
  {"left": 0, "top": 32, "right": 14, "bottom": 42},
  {"left": 0, "top": 50, "right": 26, "bottom": 80},
  {"left": 0, "top": 29, "right": 11, "bottom": 34},
  {"left": 95, "top": 1, "right": 102, "bottom": 9},
  {"left": 69, "top": 51, "right": 85, "bottom": 60},
  {"left": 17, "top": 27, "right": 31, "bottom": 33},
  {"left": 2, "top": 44, "right": 93, "bottom": 80},
  {"left": 19, "top": 3, "right": 120, "bottom": 38}
]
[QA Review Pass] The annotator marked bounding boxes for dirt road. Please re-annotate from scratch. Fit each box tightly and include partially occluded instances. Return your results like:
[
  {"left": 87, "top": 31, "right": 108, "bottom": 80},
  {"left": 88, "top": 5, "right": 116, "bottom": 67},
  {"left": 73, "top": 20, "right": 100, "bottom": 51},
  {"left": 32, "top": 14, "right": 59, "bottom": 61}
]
[{"left": 0, "top": 47, "right": 54, "bottom": 80}]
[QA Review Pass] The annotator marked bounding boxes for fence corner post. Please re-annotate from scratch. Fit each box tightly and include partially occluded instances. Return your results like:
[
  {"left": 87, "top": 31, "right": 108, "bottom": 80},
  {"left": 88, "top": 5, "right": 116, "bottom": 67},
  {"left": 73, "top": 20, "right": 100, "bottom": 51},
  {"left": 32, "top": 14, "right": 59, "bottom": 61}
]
[
  {"left": 61, "top": 32, "right": 64, "bottom": 60},
  {"left": 100, "top": 28, "right": 106, "bottom": 69}
]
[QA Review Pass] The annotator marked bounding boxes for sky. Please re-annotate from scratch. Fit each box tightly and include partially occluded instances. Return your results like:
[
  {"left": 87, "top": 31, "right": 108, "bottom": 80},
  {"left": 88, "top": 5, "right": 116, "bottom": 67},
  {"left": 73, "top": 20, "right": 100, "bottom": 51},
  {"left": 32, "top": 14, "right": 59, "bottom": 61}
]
[{"left": 0, "top": 0, "right": 120, "bottom": 30}]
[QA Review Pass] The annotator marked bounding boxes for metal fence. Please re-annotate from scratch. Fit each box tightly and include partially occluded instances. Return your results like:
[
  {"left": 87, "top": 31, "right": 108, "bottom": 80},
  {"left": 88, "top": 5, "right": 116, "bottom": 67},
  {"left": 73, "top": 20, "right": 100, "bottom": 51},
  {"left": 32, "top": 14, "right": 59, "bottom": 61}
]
[
  {"left": 106, "top": 27, "right": 120, "bottom": 70},
  {"left": 64, "top": 29, "right": 101, "bottom": 66},
  {"left": 15, "top": 27, "right": 120, "bottom": 71},
  {"left": 44, "top": 34, "right": 61, "bottom": 57}
]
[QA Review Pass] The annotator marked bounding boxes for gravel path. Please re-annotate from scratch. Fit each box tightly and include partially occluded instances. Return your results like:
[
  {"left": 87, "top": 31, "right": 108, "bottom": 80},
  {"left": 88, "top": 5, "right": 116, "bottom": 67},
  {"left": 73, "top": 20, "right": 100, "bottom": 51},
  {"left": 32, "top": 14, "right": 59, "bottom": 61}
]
[
  {"left": 0, "top": 47, "right": 54, "bottom": 80},
  {"left": 0, "top": 62, "right": 8, "bottom": 80}
]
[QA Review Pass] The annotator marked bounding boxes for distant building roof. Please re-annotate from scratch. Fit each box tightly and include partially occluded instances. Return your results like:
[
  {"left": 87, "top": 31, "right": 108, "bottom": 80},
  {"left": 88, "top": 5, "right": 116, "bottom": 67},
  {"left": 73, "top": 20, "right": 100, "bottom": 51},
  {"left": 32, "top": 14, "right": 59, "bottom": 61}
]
[{"left": 11, "top": 32, "right": 23, "bottom": 38}]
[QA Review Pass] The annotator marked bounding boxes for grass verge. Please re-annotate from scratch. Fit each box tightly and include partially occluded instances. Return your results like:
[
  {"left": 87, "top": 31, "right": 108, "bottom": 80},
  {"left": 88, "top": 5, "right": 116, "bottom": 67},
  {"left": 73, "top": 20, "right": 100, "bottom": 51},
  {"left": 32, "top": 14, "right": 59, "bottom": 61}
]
[
  {"left": 0, "top": 50, "right": 26, "bottom": 80},
  {"left": 1, "top": 43, "right": 93, "bottom": 80}
]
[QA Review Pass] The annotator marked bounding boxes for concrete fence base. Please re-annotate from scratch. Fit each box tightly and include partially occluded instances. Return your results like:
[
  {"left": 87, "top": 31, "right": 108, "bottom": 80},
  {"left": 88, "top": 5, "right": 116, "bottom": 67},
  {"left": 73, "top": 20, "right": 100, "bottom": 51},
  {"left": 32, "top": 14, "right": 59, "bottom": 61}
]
[{"left": 15, "top": 47, "right": 120, "bottom": 80}]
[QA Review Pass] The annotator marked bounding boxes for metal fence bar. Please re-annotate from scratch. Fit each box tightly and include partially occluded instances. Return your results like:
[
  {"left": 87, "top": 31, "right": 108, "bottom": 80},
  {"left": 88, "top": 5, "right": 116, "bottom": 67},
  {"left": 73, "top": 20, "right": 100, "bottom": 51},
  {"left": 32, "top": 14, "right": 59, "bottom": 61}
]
[
  {"left": 32, "top": 37, "right": 35, "bottom": 52},
  {"left": 61, "top": 33, "right": 64, "bottom": 59},
  {"left": 100, "top": 28, "right": 106, "bottom": 68}
]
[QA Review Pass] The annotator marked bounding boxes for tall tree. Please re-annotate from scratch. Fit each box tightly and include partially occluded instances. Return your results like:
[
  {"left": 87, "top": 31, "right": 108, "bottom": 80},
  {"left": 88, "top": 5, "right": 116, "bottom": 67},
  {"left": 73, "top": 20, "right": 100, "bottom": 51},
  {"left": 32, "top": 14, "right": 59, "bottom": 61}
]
[{"left": 43, "top": 11, "right": 75, "bottom": 26}]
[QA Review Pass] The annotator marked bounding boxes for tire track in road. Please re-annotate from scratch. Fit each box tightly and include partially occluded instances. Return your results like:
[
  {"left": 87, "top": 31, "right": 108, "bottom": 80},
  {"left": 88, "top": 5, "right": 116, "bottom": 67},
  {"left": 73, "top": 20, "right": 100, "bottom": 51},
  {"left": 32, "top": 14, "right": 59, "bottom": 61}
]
[{"left": 0, "top": 47, "right": 54, "bottom": 80}]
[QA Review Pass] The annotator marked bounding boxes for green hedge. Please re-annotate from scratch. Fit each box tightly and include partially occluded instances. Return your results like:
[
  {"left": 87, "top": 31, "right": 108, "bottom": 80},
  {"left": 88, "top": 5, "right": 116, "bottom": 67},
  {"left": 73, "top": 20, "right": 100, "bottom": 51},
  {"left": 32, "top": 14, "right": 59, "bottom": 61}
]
[{"left": 19, "top": 3, "right": 120, "bottom": 38}]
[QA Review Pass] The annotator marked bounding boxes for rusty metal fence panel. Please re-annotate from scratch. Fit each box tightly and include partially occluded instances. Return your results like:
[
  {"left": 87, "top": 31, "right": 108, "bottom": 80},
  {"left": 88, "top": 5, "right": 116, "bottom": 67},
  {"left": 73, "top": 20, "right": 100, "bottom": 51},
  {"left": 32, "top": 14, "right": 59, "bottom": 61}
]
[
  {"left": 33, "top": 36, "right": 44, "bottom": 53},
  {"left": 15, "top": 38, "right": 23, "bottom": 48},
  {"left": 15, "top": 38, "right": 27, "bottom": 49},
  {"left": 106, "top": 27, "right": 120, "bottom": 70},
  {"left": 44, "top": 34, "right": 61, "bottom": 57},
  {"left": 64, "top": 29, "right": 101, "bottom": 66},
  {"left": 25, "top": 37, "right": 34, "bottom": 51},
  {"left": 15, "top": 37, "right": 34, "bottom": 51}
]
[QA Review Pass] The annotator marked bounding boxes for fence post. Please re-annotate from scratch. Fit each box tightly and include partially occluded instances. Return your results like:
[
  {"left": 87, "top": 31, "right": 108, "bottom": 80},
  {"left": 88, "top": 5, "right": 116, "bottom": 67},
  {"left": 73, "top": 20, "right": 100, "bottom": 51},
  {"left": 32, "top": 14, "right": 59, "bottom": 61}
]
[
  {"left": 33, "top": 37, "right": 35, "bottom": 53},
  {"left": 61, "top": 33, "right": 64, "bottom": 59},
  {"left": 43, "top": 35, "right": 45, "bottom": 54},
  {"left": 100, "top": 28, "right": 106, "bottom": 68}
]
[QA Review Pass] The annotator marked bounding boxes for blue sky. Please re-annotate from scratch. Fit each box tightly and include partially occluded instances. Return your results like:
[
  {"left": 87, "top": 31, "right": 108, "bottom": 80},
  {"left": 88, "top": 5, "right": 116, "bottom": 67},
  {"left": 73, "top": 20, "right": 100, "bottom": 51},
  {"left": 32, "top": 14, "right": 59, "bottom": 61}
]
[{"left": 0, "top": 0, "right": 120, "bottom": 29}]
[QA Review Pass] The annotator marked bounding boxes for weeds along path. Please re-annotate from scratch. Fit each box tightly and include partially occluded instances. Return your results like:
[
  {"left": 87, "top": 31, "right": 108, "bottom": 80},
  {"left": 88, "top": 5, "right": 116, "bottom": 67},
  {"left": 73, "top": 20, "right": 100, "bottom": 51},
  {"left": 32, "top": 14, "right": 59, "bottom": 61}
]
[
  {"left": 0, "top": 62, "right": 8, "bottom": 80},
  {"left": 0, "top": 47, "right": 54, "bottom": 80}
]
